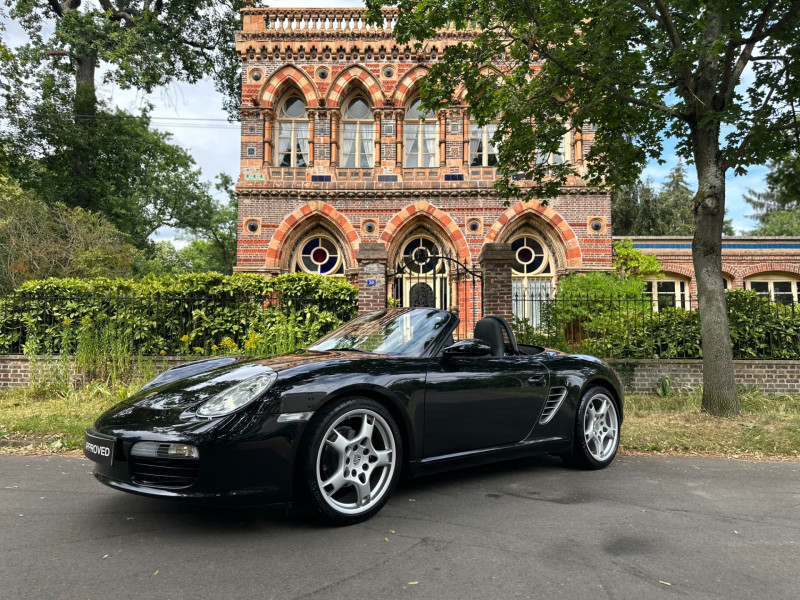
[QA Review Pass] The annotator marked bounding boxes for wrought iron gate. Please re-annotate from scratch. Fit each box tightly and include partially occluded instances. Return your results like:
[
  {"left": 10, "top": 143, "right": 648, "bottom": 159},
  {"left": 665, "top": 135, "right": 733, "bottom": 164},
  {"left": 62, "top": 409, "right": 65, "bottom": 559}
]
[{"left": 387, "top": 249, "right": 482, "bottom": 338}]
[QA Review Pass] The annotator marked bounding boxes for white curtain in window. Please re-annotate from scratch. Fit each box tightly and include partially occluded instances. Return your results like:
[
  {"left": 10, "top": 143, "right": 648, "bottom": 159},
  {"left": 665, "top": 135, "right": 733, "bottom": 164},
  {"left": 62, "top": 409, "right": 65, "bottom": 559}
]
[{"left": 295, "top": 123, "right": 309, "bottom": 167}]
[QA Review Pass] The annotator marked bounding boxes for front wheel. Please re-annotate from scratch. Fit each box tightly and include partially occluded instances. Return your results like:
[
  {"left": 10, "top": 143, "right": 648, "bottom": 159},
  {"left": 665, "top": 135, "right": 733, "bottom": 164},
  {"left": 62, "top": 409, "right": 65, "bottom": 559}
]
[
  {"left": 300, "top": 397, "right": 402, "bottom": 525},
  {"left": 567, "top": 386, "right": 620, "bottom": 470}
]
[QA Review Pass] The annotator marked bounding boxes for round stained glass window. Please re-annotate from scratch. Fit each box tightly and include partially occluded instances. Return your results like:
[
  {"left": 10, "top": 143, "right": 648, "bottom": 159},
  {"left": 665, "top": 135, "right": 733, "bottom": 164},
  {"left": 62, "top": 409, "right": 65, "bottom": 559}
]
[
  {"left": 296, "top": 235, "right": 342, "bottom": 275},
  {"left": 511, "top": 236, "right": 551, "bottom": 275},
  {"left": 401, "top": 237, "right": 442, "bottom": 274}
]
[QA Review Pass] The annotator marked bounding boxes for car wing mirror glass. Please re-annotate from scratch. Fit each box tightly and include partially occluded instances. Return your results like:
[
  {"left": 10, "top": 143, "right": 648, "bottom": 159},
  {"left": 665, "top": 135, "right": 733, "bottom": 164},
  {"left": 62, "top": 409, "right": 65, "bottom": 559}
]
[{"left": 443, "top": 339, "right": 493, "bottom": 357}]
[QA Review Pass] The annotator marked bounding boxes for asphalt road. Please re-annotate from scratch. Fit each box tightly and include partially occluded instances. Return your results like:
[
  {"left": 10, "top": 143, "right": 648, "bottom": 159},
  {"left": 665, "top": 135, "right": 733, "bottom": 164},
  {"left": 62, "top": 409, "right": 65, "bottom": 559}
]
[{"left": 0, "top": 454, "right": 798, "bottom": 600}]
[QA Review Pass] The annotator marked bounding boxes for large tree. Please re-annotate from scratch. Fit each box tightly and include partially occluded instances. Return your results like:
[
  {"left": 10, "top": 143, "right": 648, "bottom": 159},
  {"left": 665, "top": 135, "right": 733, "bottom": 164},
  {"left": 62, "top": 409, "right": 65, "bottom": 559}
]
[
  {"left": 368, "top": 0, "right": 800, "bottom": 416},
  {"left": 5, "top": 0, "right": 243, "bottom": 209}
]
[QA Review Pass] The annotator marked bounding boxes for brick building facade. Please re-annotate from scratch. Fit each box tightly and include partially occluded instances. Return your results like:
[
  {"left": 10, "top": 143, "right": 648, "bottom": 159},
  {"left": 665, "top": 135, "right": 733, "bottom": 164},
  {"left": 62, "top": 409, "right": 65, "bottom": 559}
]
[
  {"left": 234, "top": 6, "right": 611, "bottom": 321},
  {"left": 234, "top": 6, "right": 800, "bottom": 317}
]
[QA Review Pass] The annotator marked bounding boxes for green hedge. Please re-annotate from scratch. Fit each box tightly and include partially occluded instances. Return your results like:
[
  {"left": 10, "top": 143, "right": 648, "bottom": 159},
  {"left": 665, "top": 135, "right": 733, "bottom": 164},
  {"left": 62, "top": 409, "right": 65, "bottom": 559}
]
[
  {"left": 514, "top": 290, "right": 800, "bottom": 359},
  {"left": 0, "top": 273, "right": 358, "bottom": 356}
]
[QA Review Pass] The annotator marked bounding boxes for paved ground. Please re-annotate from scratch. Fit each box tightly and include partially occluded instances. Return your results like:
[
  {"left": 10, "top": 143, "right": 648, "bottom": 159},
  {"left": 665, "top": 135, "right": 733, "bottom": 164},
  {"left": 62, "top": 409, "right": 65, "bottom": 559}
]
[{"left": 0, "top": 454, "right": 798, "bottom": 600}]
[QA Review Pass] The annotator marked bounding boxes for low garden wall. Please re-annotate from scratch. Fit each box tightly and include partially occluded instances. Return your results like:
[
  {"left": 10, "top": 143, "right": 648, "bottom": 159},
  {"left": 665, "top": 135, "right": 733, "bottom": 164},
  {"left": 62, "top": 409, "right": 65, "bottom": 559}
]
[
  {"left": 1, "top": 354, "right": 798, "bottom": 395},
  {"left": 607, "top": 359, "right": 800, "bottom": 395}
]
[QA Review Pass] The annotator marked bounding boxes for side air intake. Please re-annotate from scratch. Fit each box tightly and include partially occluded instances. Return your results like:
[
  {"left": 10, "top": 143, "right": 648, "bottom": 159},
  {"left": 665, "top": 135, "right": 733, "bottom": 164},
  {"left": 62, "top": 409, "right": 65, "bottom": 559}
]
[{"left": 539, "top": 387, "right": 568, "bottom": 425}]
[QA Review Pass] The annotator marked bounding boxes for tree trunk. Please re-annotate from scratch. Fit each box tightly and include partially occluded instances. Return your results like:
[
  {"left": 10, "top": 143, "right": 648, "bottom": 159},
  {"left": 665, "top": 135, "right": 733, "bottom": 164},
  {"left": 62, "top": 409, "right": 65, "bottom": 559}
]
[
  {"left": 692, "top": 149, "right": 740, "bottom": 417},
  {"left": 71, "top": 54, "right": 97, "bottom": 210}
]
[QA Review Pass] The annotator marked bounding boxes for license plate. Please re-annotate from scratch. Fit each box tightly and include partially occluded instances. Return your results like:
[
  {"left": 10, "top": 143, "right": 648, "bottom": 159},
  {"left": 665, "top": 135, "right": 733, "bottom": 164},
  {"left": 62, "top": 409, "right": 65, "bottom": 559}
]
[{"left": 84, "top": 430, "right": 115, "bottom": 466}]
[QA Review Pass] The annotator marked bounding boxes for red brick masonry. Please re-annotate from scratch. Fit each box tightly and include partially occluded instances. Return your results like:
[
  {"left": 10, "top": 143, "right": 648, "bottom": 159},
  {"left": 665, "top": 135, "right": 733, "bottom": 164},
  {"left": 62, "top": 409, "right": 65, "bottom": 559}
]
[{"left": 1, "top": 355, "right": 797, "bottom": 395}]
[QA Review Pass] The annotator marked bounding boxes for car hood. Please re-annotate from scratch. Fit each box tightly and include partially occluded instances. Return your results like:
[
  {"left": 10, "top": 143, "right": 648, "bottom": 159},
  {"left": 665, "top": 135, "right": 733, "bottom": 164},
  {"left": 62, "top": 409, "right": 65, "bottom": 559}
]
[{"left": 122, "top": 350, "right": 381, "bottom": 412}]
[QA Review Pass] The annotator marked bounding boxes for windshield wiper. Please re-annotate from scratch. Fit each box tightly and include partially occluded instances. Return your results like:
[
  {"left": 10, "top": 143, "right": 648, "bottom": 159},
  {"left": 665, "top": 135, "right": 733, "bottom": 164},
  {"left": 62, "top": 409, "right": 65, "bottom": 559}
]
[{"left": 331, "top": 347, "right": 373, "bottom": 354}]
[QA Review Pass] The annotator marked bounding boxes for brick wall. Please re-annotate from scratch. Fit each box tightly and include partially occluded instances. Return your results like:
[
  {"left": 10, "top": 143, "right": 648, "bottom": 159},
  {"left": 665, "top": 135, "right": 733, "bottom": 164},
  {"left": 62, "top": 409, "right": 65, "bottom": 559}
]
[
  {"left": 0, "top": 356, "right": 190, "bottom": 389},
  {"left": 2, "top": 354, "right": 798, "bottom": 393},
  {"left": 608, "top": 359, "right": 800, "bottom": 395}
]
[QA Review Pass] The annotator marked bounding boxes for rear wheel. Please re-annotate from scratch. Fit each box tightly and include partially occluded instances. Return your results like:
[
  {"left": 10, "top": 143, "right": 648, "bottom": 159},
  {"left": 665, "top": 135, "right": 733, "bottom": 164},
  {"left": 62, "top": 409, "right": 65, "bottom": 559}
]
[
  {"left": 567, "top": 386, "right": 620, "bottom": 470},
  {"left": 300, "top": 397, "right": 402, "bottom": 525}
]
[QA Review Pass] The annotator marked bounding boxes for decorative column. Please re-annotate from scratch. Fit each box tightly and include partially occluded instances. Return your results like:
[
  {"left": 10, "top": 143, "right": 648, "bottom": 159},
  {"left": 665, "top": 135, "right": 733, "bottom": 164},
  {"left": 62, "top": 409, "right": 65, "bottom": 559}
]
[
  {"left": 356, "top": 243, "right": 389, "bottom": 315},
  {"left": 478, "top": 243, "right": 515, "bottom": 324},
  {"left": 438, "top": 109, "right": 447, "bottom": 167},
  {"left": 307, "top": 109, "right": 316, "bottom": 168},
  {"left": 263, "top": 108, "right": 275, "bottom": 166},
  {"left": 573, "top": 127, "right": 583, "bottom": 166},
  {"left": 462, "top": 109, "right": 470, "bottom": 167},
  {"left": 373, "top": 110, "right": 381, "bottom": 167},
  {"left": 395, "top": 110, "right": 404, "bottom": 168},
  {"left": 330, "top": 110, "right": 340, "bottom": 167}
]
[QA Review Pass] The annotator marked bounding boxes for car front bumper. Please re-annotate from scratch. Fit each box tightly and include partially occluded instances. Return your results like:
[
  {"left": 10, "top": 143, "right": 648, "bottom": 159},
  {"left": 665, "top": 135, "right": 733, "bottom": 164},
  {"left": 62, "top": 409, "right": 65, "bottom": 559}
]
[{"left": 86, "top": 415, "right": 305, "bottom": 508}]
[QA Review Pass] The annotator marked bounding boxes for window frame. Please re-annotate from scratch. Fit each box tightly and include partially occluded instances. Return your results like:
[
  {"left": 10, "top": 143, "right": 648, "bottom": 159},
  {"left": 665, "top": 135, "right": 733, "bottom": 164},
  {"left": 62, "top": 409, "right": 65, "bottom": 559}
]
[
  {"left": 275, "top": 94, "right": 310, "bottom": 168},
  {"left": 745, "top": 274, "right": 800, "bottom": 304},
  {"left": 341, "top": 95, "right": 375, "bottom": 168},
  {"left": 643, "top": 277, "right": 691, "bottom": 311},
  {"left": 469, "top": 122, "right": 500, "bottom": 167},
  {"left": 291, "top": 232, "right": 345, "bottom": 276},
  {"left": 404, "top": 98, "right": 438, "bottom": 168}
]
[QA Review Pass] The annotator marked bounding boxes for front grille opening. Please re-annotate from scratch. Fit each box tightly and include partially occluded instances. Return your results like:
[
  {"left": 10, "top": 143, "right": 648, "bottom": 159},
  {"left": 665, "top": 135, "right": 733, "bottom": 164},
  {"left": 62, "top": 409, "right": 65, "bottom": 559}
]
[
  {"left": 539, "top": 387, "right": 568, "bottom": 425},
  {"left": 130, "top": 459, "right": 199, "bottom": 489}
]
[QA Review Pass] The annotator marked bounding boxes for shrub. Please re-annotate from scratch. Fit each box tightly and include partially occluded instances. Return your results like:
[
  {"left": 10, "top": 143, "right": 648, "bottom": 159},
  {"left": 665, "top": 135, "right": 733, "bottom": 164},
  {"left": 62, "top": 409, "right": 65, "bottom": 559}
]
[
  {"left": 0, "top": 273, "right": 358, "bottom": 357},
  {"left": 513, "top": 289, "right": 800, "bottom": 359}
]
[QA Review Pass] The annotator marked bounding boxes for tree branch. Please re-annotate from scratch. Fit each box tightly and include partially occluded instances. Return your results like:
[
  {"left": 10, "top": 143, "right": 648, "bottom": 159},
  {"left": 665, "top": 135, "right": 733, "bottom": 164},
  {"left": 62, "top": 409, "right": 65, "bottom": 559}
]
[
  {"left": 725, "top": 66, "right": 787, "bottom": 169},
  {"left": 734, "top": 0, "right": 800, "bottom": 45},
  {"left": 722, "top": 1, "right": 778, "bottom": 101},
  {"left": 47, "top": 0, "right": 64, "bottom": 17},
  {"left": 525, "top": 39, "right": 689, "bottom": 121}
]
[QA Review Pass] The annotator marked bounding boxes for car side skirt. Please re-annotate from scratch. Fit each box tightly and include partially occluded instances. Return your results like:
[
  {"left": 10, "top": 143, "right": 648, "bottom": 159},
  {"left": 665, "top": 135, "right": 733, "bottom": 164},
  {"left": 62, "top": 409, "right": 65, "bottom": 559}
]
[{"left": 408, "top": 436, "right": 572, "bottom": 478}]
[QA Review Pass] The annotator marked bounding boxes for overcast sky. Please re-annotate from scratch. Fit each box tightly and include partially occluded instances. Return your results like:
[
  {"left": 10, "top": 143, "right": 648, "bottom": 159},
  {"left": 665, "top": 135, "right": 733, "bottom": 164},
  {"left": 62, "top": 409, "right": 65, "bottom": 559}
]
[{"left": 3, "top": 0, "right": 768, "bottom": 238}]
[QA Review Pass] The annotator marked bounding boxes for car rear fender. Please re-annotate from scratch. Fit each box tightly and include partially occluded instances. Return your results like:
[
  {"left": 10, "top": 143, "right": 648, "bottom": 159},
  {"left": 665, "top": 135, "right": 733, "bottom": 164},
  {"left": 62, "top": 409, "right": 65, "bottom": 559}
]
[{"left": 581, "top": 376, "right": 624, "bottom": 423}]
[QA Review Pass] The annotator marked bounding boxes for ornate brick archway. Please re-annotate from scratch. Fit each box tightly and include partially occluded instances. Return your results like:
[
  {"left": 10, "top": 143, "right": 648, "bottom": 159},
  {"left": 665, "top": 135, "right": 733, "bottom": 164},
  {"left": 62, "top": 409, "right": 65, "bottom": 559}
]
[
  {"left": 326, "top": 65, "right": 386, "bottom": 108},
  {"left": 266, "top": 201, "right": 359, "bottom": 271},
  {"left": 259, "top": 65, "right": 320, "bottom": 108},
  {"left": 380, "top": 201, "right": 470, "bottom": 265},
  {"left": 391, "top": 66, "right": 428, "bottom": 107},
  {"left": 485, "top": 201, "right": 582, "bottom": 268}
]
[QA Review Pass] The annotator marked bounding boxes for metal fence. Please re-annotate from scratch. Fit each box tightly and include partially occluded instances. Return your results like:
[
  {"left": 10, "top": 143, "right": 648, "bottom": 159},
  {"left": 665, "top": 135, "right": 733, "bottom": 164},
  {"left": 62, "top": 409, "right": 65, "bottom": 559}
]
[
  {"left": 0, "top": 293, "right": 358, "bottom": 356},
  {"left": 512, "top": 291, "right": 800, "bottom": 359}
]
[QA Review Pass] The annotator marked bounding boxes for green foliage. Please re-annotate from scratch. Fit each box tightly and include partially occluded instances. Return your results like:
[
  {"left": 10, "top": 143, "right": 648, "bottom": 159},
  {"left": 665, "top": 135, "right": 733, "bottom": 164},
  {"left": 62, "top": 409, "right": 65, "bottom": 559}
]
[
  {"left": 745, "top": 153, "right": 800, "bottom": 236},
  {"left": 612, "top": 166, "right": 737, "bottom": 237},
  {"left": 6, "top": 1, "right": 243, "bottom": 117},
  {"left": 612, "top": 239, "right": 662, "bottom": 280},
  {"left": 513, "top": 290, "right": 800, "bottom": 360},
  {"left": 0, "top": 273, "right": 359, "bottom": 357},
  {"left": 0, "top": 169, "right": 137, "bottom": 293}
]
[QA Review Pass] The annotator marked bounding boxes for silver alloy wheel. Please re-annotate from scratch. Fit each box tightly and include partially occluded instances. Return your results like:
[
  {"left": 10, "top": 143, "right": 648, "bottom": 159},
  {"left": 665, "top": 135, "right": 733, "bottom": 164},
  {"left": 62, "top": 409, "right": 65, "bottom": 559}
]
[
  {"left": 315, "top": 408, "right": 397, "bottom": 516},
  {"left": 583, "top": 393, "right": 619, "bottom": 462}
]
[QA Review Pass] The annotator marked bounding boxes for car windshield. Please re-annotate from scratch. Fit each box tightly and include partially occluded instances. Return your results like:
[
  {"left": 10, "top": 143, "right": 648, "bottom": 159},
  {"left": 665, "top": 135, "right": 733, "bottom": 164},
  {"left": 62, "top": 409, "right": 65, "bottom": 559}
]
[{"left": 308, "top": 308, "right": 452, "bottom": 357}]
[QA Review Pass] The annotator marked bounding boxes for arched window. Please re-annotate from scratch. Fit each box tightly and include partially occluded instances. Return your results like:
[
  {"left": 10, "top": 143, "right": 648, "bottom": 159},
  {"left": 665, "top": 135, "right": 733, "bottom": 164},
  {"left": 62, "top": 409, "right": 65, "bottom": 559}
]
[
  {"left": 276, "top": 95, "right": 309, "bottom": 168},
  {"left": 405, "top": 98, "right": 437, "bottom": 168},
  {"left": 392, "top": 234, "right": 449, "bottom": 308},
  {"left": 469, "top": 122, "right": 499, "bottom": 167},
  {"left": 291, "top": 232, "right": 344, "bottom": 276},
  {"left": 510, "top": 233, "right": 555, "bottom": 327},
  {"left": 341, "top": 95, "right": 374, "bottom": 168},
  {"left": 643, "top": 275, "right": 691, "bottom": 310},
  {"left": 745, "top": 273, "right": 800, "bottom": 305}
]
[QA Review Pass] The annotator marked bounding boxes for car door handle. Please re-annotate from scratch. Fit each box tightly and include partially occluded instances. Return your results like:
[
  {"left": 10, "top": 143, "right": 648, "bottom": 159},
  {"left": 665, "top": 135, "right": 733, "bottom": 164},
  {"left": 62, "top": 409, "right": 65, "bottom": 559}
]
[{"left": 527, "top": 375, "right": 546, "bottom": 386}]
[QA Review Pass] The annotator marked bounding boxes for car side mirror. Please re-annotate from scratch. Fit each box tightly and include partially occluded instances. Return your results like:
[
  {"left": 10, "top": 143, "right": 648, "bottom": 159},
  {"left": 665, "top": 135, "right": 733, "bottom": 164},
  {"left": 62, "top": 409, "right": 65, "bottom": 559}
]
[{"left": 443, "top": 339, "right": 493, "bottom": 357}]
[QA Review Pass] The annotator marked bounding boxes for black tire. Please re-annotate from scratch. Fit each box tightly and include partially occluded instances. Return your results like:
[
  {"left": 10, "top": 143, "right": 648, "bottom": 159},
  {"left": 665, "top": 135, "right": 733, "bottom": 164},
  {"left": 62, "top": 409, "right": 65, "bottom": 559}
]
[
  {"left": 298, "top": 397, "right": 403, "bottom": 525},
  {"left": 566, "top": 386, "right": 620, "bottom": 470}
]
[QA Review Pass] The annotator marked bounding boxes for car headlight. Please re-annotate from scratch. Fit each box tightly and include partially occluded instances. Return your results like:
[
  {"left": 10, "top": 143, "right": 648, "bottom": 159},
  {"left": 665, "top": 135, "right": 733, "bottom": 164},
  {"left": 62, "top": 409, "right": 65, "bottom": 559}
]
[{"left": 196, "top": 372, "right": 278, "bottom": 418}]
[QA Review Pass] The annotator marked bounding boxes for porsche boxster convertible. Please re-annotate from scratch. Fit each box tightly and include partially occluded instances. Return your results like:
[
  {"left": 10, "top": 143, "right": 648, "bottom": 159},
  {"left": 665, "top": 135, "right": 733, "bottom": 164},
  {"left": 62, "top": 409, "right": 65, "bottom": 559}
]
[{"left": 85, "top": 308, "right": 623, "bottom": 524}]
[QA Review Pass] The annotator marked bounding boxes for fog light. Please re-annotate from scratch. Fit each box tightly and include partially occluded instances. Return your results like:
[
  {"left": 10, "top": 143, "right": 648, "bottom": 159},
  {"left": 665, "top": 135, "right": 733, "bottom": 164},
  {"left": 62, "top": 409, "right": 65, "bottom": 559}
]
[
  {"left": 130, "top": 442, "right": 199, "bottom": 460},
  {"left": 166, "top": 444, "right": 199, "bottom": 459}
]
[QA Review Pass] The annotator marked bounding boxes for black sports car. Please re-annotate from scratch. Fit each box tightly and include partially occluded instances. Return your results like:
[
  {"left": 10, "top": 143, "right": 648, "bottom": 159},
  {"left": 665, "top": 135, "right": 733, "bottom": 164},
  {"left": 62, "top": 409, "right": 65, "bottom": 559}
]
[{"left": 85, "top": 308, "right": 623, "bottom": 524}]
